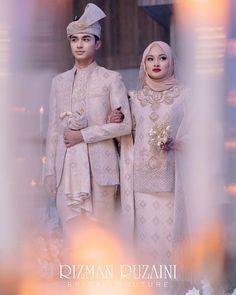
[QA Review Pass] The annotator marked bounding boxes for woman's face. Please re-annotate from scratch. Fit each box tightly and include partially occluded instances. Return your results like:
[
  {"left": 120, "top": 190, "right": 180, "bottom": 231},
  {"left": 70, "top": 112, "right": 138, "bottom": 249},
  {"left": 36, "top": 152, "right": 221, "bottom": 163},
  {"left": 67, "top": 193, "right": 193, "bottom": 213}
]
[{"left": 145, "top": 45, "right": 169, "bottom": 81}]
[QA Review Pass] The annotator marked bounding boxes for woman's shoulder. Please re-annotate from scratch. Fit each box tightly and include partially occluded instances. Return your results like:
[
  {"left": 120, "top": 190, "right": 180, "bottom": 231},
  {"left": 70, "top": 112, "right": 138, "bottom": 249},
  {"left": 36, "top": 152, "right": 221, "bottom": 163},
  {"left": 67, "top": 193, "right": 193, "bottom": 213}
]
[
  {"left": 128, "top": 90, "right": 137, "bottom": 97},
  {"left": 173, "top": 84, "right": 191, "bottom": 100},
  {"left": 128, "top": 89, "right": 145, "bottom": 100},
  {"left": 128, "top": 90, "right": 139, "bottom": 103},
  {"left": 175, "top": 85, "right": 191, "bottom": 112}
]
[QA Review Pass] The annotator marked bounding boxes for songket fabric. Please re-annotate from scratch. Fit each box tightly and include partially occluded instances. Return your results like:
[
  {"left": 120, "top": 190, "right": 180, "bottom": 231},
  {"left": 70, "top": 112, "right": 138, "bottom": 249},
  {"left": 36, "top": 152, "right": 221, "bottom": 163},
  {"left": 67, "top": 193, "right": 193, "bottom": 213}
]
[
  {"left": 121, "top": 85, "right": 188, "bottom": 263},
  {"left": 60, "top": 65, "right": 94, "bottom": 217},
  {"left": 135, "top": 191, "right": 174, "bottom": 263},
  {"left": 119, "top": 41, "right": 192, "bottom": 294},
  {"left": 45, "top": 61, "right": 132, "bottom": 225},
  {"left": 57, "top": 174, "right": 116, "bottom": 225}
]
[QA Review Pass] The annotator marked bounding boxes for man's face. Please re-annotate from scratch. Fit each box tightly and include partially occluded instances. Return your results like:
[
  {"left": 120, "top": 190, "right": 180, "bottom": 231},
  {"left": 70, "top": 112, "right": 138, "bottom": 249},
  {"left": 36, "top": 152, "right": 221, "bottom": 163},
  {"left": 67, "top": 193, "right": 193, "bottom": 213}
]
[{"left": 69, "top": 33, "right": 101, "bottom": 63}]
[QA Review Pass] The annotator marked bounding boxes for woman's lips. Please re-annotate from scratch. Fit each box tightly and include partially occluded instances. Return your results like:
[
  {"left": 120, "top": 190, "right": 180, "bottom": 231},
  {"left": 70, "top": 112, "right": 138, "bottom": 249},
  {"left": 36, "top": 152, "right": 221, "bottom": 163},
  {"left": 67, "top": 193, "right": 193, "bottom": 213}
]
[{"left": 152, "top": 68, "right": 161, "bottom": 72}]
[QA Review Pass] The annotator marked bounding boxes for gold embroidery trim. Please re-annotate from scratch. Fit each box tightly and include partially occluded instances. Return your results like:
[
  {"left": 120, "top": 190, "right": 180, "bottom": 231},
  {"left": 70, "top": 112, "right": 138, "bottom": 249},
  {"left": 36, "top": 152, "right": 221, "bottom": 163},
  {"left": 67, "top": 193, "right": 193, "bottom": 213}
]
[{"left": 137, "top": 85, "right": 182, "bottom": 108}]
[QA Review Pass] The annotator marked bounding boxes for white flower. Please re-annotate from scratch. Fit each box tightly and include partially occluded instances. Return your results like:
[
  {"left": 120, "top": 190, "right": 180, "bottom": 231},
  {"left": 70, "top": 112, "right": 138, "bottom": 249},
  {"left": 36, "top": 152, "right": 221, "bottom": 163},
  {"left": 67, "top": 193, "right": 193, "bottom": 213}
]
[
  {"left": 231, "top": 289, "right": 236, "bottom": 295},
  {"left": 149, "top": 123, "right": 170, "bottom": 150},
  {"left": 201, "top": 279, "right": 214, "bottom": 295},
  {"left": 185, "top": 288, "right": 200, "bottom": 295}
]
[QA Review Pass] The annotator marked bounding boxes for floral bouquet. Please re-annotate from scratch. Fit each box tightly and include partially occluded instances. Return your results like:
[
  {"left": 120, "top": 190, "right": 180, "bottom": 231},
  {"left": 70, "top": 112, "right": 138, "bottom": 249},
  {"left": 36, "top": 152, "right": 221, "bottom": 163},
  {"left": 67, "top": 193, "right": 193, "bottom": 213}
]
[{"left": 149, "top": 122, "right": 172, "bottom": 151}]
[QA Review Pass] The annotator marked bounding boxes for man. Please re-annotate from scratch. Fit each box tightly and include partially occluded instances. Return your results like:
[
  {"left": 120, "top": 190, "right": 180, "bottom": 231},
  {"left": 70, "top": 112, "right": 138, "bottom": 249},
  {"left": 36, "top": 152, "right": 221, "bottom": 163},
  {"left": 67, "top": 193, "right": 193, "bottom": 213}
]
[{"left": 44, "top": 3, "right": 131, "bottom": 229}]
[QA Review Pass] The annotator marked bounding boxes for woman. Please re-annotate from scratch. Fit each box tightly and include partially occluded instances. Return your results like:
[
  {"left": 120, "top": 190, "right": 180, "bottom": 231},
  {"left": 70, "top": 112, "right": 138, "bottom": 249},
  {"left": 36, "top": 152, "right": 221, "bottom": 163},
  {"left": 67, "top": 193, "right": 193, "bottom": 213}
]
[{"left": 110, "top": 41, "right": 188, "bottom": 265}]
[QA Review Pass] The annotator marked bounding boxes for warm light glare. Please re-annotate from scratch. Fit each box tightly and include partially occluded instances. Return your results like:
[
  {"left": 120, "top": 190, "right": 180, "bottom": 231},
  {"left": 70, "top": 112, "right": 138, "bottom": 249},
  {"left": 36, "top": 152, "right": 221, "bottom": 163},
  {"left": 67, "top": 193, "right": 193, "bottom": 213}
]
[
  {"left": 227, "top": 91, "right": 236, "bottom": 106},
  {"left": 19, "top": 220, "right": 151, "bottom": 295},
  {"left": 175, "top": 0, "right": 228, "bottom": 26},
  {"left": 14, "top": 107, "right": 27, "bottom": 113},
  {"left": 31, "top": 179, "right": 37, "bottom": 187},
  {"left": 225, "top": 184, "right": 236, "bottom": 196},
  {"left": 174, "top": 223, "right": 225, "bottom": 277},
  {"left": 41, "top": 156, "right": 46, "bottom": 164},
  {"left": 225, "top": 139, "right": 236, "bottom": 149},
  {"left": 39, "top": 106, "right": 44, "bottom": 114},
  {"left": 228, "top": 39, "right": 236, "bottom": 56}
]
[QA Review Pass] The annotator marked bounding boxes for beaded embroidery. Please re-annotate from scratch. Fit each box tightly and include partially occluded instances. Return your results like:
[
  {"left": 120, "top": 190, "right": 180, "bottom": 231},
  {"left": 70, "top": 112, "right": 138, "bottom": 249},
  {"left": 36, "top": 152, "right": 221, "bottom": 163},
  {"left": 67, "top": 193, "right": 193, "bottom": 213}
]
[{"left": 137, "top": 85, "right": 182, "bottom": 110}]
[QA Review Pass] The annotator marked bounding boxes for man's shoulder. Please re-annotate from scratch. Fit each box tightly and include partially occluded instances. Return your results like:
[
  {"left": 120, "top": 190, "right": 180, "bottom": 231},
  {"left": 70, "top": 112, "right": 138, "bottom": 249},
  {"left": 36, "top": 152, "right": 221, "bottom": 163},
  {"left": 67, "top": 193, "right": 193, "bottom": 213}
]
[
  {"left": 95, "top": 66, "right": 121, "bottom": 80},
  {"left": 52, "top": 68, "right": 74, "bottom": 83}
]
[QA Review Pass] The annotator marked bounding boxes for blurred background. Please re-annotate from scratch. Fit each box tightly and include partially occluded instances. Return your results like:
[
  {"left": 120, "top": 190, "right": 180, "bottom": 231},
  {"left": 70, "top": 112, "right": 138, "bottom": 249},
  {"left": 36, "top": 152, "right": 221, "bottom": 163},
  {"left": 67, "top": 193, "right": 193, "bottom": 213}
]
[{"left": 1, "top": 0, "right": 236, "bottom": 294}]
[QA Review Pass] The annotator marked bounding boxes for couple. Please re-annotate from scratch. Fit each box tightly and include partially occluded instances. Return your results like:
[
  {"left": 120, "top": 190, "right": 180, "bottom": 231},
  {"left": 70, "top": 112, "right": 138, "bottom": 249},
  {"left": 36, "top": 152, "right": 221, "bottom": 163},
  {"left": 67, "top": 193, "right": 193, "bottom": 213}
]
[{"left": 45, "top": 3, "right": 188, "bottom": 265}]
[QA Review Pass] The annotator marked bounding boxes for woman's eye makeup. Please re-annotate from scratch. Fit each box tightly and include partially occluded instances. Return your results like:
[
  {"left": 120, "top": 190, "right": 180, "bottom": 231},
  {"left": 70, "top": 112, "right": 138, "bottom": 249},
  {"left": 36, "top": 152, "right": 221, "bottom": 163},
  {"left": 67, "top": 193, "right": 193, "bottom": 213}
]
[
  {"left": 160, "top": 55, "right": 167, "bottom": 61},
  {"left": 146, "top": 55, "right": 167, "bottom": 62}
]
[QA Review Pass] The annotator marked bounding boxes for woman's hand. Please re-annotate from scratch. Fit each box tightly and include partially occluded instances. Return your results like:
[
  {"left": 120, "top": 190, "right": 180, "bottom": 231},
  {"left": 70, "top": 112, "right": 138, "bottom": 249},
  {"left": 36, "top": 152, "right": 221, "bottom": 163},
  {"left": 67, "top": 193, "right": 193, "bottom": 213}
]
[
  {"left": 160, "top": 137, "right": 174, "bottom": 152},
  {"left": 107, "top": 107, "right": 124, "bottom": 123}
]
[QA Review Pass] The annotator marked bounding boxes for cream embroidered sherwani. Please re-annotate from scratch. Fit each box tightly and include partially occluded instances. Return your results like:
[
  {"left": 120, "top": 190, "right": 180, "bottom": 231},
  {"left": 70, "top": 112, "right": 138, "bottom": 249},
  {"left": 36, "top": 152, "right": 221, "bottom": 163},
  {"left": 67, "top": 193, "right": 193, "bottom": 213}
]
[{"left": 45, "top": 61, "right": 132, "bottom": 224}]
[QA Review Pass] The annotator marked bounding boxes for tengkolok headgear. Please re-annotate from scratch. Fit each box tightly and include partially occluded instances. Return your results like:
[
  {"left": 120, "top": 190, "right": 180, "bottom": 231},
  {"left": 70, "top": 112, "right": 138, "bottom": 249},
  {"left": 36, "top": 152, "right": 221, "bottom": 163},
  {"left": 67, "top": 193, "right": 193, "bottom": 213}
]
[{"left": 67, "top": 3, "right": 106, "bottom": 39}]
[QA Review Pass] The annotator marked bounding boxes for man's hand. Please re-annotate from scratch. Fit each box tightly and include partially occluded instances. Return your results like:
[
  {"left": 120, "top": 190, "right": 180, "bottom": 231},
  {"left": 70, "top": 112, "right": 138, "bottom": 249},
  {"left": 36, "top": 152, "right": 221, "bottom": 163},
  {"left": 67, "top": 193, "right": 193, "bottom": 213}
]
[
  {"left": 44, "top": 175, "right": 57, "bottom": 196},
  {"left": 64, "top": 129, "right": 83, "bottom": 148}
]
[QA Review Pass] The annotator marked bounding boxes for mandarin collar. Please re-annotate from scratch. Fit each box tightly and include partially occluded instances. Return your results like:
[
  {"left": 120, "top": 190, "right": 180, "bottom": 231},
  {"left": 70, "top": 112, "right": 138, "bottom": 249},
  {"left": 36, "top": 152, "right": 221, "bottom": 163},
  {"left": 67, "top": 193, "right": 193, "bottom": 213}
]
[{"left": 73, "top": 61, "right": 98, "bottom": 74}]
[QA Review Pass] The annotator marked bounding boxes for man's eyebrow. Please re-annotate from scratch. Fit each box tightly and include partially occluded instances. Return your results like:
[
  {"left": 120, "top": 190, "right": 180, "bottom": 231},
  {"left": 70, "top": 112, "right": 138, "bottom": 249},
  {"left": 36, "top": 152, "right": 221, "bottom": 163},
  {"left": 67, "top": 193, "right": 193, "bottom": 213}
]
[{"left": 82, "top": 35, "right": 92, "bottom": 38}]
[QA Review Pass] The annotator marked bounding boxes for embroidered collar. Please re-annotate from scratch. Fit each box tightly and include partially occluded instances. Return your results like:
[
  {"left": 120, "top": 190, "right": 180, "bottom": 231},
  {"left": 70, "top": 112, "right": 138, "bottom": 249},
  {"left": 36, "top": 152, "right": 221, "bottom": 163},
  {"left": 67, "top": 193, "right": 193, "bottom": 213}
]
[
  {"left": 137, "top": 85, "right": 183, "bottom": 108},
  {"left": 73, "top": 61, "right": 98, "bottom": 75}
]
